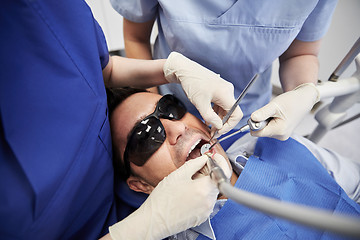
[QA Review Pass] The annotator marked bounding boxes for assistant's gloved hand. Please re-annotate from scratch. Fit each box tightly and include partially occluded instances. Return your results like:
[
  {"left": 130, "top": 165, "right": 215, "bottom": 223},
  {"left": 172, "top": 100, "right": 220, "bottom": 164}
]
[
  {"left": 197, "top": 153, "right": 232, "bottom": 181},
  {"left": 211, "top": 153, "right": 233, "bottom": 180},
  {"left": 250, "top": 83, "right": 320, "bottom": 141},
  {"left": 164, "top": 52, "right": 243, "bottom": 136},
  {"left": 109, "top": 156, "right": 219, "bottom": 240}
]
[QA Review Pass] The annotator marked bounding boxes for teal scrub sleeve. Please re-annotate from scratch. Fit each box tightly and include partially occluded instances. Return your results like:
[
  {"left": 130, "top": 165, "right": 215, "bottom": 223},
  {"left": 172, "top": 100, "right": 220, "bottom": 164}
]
[
  {"left": 296, "top": 0, "right": 338, "bottom": 41},
  {"left": 110, "top": 0, "right": 159, "bottom": 22}
]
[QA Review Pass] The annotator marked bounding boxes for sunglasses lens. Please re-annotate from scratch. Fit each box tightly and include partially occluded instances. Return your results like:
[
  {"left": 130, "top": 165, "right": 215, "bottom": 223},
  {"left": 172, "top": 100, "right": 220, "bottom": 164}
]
[
  {"left": 158, "top": 95, "right": 187, "bottom": 120},
  {"left": 126, "top": 117, "right": 166, "bottom": 166}
]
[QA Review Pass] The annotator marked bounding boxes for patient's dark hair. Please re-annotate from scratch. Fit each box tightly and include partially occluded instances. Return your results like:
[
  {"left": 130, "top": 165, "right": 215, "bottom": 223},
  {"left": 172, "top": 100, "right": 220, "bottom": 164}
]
[
  {"left": 106, "top": 87, "right": 148, "bottom": 180},
  {"left": 106, "top": 87, "right": 147, "bottom": 118}
]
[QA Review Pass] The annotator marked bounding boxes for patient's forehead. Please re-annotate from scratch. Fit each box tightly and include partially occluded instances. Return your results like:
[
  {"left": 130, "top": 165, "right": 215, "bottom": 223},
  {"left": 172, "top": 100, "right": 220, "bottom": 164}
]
[{"left": 111, "top": 92, "right": 161, "bottom": 152}]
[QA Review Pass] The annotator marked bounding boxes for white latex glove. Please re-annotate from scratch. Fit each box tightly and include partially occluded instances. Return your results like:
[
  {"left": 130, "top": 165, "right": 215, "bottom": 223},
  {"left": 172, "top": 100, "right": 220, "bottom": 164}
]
[
  {"left": 251, "top": 83, "right": 320, "bottom": 141},
  {"left": 164, "top": 52, "right": 243, "bottom": 136},
  {"left": 198, "top": 153, "right": 232, "bottom": 181},
  {"left": 109, "top": 156, "right": 219, "bottom": 240},
  {"left": 211, "top": 153, "right": 233, "bottom": 180}
]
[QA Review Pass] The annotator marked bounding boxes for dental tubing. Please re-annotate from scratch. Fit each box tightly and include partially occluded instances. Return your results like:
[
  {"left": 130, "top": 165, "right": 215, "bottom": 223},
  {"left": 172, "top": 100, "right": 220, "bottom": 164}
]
[{"left": 217, "top": 181, "right": 360, "bottom": 238}]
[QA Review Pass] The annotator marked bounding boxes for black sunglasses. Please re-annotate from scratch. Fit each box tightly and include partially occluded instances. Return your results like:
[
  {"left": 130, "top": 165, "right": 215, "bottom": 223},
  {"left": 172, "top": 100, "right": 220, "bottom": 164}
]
[{"left": 123, "top": 94, "right": 187, "bottom": 177}]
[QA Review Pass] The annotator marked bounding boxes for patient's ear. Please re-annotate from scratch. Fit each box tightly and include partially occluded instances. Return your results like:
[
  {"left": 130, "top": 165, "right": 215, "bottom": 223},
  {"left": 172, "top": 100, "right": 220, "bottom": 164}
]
[{"left": 127, "top": 176, "right": 154, "bottom": 194}]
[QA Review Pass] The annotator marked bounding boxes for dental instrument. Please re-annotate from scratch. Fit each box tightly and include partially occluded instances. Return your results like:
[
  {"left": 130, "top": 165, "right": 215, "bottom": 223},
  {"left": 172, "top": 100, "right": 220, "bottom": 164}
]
[
  {"left": 209, "top": 73, "right": 260, "bottom": 143},
  {"left": 205, "top": 153, "right": 229, "bottom": 185},
  {"left": 207, "top": 118, "right": 270, "bottom": 152},
  {"left": 309, "top": 39, "right": 360, "bottom": 143},
  {"left": 328, "top": 37, "right": 360, "bottom": 82},
  {"left": 238, "top": 118, "right": 270, "bottom": 132}
]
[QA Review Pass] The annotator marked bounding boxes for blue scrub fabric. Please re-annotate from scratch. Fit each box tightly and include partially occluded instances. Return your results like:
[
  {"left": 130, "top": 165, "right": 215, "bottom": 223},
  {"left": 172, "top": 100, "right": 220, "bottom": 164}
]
[
  {"left": 0, "top": 1, "right": 117, "bottom": 239},
  {"left": 111, "top": 0, "right": 337, "bottom": 130},
  {"left": 195, "top": 137, "right": 360, "bottom": 240}
]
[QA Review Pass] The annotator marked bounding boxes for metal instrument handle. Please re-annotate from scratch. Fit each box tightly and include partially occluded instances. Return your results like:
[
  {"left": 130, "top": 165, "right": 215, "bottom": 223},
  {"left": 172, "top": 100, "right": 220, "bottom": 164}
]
[
  {"left": 247, "top": 118, "right": 270, "bottom": 131},
  {"left": 221, "top": 74, "right": 259, "bottom": 125}
]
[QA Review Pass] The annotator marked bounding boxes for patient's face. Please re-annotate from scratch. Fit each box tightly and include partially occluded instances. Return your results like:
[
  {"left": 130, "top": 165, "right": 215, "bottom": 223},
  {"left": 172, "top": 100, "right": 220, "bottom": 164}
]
[{"left": 111, "top": 92, "right": 229, "bottom": 192}]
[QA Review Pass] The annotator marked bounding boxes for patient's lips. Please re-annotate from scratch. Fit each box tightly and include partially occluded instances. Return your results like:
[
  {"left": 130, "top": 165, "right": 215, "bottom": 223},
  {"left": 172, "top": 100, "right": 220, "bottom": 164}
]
[{"left": 186, "top": 139, "right": 208, "bottom": 161}]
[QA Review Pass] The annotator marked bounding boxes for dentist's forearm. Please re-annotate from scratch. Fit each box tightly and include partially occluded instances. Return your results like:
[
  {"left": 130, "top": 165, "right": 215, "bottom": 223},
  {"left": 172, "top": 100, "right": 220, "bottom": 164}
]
[{"left": 103, "top": 55, "right": 167, "bottom": 88}]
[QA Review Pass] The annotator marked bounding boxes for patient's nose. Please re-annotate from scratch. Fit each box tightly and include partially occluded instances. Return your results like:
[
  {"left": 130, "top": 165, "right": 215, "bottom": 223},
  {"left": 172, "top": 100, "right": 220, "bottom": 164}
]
[{"left": 161, "top": 119, "right": 186, "bottom": 145}]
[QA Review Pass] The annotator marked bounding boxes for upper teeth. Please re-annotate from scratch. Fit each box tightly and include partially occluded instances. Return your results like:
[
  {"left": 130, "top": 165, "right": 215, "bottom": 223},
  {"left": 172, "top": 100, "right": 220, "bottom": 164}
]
[{"left": 187, "top": 139, "right": 201, "bottom": 157}]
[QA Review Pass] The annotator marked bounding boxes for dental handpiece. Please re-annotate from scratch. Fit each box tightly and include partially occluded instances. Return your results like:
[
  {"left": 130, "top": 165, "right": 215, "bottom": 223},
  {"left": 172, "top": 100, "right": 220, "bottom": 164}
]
[
  {"left": 239, "top": 118, "right": 270, "bottom": 132},
  {"left": 199, "top": 145, "right": 229, "bottom": 184},
  {"left": 206, "top": 154, "right": 228, "bottom": 185}
]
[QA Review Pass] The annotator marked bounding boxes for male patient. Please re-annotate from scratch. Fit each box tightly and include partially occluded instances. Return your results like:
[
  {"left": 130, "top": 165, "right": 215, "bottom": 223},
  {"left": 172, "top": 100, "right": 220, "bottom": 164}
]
[{"left": 108, "top": 87, "right": 360, "bottom": 240}]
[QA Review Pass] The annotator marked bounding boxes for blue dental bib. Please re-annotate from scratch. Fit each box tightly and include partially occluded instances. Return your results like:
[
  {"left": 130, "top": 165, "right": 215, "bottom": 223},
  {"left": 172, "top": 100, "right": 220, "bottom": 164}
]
[{"left": 197, "top": 137, "right": 360, "bottom": 240}]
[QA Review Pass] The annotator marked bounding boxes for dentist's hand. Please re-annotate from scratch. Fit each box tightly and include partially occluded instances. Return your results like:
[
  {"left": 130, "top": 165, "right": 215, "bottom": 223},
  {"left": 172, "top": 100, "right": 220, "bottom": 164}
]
[
  {"left": 251, "top": 83, "right": 320, "bottom": 141},
  {"left": 109, "top": 156, "right": 218, "bottom": 240},
  {"left": 164, "top": 52, "right": 243, "bottom": 135}
]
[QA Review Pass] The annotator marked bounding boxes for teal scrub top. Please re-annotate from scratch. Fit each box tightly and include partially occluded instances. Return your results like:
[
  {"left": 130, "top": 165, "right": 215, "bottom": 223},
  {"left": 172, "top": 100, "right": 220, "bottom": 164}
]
[{"left": 111, "top": 0, "right": 337, "bottom": 127}]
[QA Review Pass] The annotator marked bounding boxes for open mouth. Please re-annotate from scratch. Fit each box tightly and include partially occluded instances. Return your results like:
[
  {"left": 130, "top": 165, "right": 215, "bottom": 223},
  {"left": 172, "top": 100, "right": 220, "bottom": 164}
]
[{"left": 186, "top": 139, "right": 208, "bottom": 161}]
